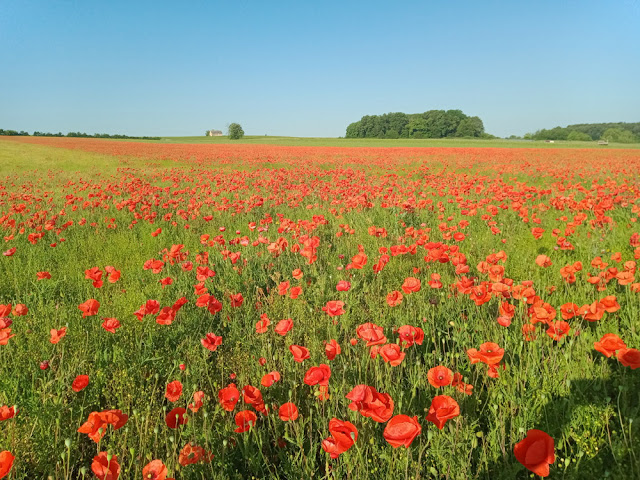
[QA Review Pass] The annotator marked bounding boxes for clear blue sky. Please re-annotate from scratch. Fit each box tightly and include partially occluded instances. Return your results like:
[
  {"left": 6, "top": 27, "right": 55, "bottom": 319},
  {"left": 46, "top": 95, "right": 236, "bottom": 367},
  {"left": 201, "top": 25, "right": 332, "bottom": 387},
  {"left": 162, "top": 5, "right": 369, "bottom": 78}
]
[{"left": 1, "top": 0, "right": 639, "bottom": 138}]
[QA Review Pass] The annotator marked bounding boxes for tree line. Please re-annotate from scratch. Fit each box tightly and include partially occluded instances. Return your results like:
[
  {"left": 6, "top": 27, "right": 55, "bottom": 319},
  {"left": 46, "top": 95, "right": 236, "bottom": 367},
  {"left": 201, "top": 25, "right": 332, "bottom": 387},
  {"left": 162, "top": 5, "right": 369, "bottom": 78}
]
[
  {"left": 345, "top": 110, "right": 492, "bottom": 139},
  {"left": 0, "top": 129, "right": 160, "bottom": 140},
  {"left": 523, "top": 122, "right": 640, "bottom": 143}
]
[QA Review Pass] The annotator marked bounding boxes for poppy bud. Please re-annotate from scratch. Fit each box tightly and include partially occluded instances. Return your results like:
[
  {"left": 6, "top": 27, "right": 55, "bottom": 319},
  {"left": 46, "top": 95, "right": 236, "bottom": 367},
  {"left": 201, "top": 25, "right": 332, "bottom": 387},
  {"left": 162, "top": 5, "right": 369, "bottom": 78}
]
[
  {"left": 179, "top": 363, "right": 186, "bottom": 371},
  {"left": 259, "top": 357, "right": 267, "bottom": 366},
  {"left": 40, "top": 360, "right": 49, "bottom": 370}
]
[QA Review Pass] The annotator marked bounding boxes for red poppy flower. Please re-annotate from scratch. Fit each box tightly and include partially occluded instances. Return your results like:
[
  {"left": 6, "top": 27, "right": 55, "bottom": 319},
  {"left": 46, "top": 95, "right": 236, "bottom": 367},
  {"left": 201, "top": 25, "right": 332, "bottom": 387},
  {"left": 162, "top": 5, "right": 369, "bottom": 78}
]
[
  {"left": 91, "top": 452, "right": 120, "bottom": 480},
  {"left": 261, "top": 371, "right": 281, "bottom": 387},
  {"left": 514, "top": 429, "right": 555, "bottom": 477},
  {"left": 0, "top": 326, "right": 14, "bottom": 345},
  {"left": 325, "top": 339, "right": 341, "bottom": 360},
  {"left": 356, "top": 322, "right": 387, "bottom": 346},
  {"left": 165, "top": 380, "right": 183, "bottom": 402},
  {"left": 427, "top": 366, "right": 453, "bottom": 388},
  {"left": 0, "top": 406, "right": 16, "bottom": 422},
  {"left": 218, "top": 384, "right": 240, "bottom": 411},
  {"left": 600, "top": 295, "right": 620, "bottom": 313},
  {"left": 336, "top": 280, "right": 351, "bottom": 291},
  {"left": 451, "top": 373, "right": 473, "bottom": 395},
  {"left": 426, "top": 395, "right": 460, "bottom": 430},
  {"left": 396, "top": 325, "right": 424, "bottom": 348},
  {"left": 321, "top": 418, "right": 358, "bottom": 458},
  {"left": 165, "top": 407, "right": 188, "bottom": 429},
  {"left": 535, "top": 255, "right": 552, "bottom": 267},
  {"left": 277, "top": 281, "right": 290, "bottom": 296},
  {"left": 560, "top": 303, "right": 579, "bottom": 320},
  {"left": 274, "top": 319, "right": 293, "bottom": 336},
  {"left": 322, "top": 300, "right": 345, "bottom": 317},
  {"left": 234, "top": 410, "right": 257, "bottom": 432},
  {"left": 201, "top": 333, "right": 222, "bottom": 352},
  {"left": 594, "top": 333, "right": 627, "bottom": 358},
  {"left": 78, "top": 299, "right": 100, "bottom": 317},
  {"left": 379, "top": 343, "right": 405, "bottom": 366},
  {"left": 278, "top": 402, "right": 299, "bottom": 421},
  {"left": 105, "top": 266, "right": 121, "bottom": 283},
  {"left": 578, "top": 301, "right": 605, "bottom": 321},
  {"left": 101, "top": 318, "right": 121, "bottom": 334},
  {"left": 545, "top": 321, "right": 570, "bottom": 341},
  {"left": 229, "top": 293, "right": 244, "bottom": 307},
  {"left": 78, "top": 410, "right": 128, "bottom": 443},
  {"left": 386, "top": 290, "right": 403, "bottom": 307},
  {"left": 346, "top": 385, "right": 394, "bottom": 423},
  {"left": 255, "top": 314, "right": 271, "bottom": 333},
  {"left": 467, "top": 342, "right": 504, "bottom": 366},
  {"left": 289, "top": 344, "right": 310, "bottom": 362},
  {"left": 36, "top": 271, "right": 51, "bottom": 280},
  {"left": 304, "top": 364, "right": 331, "bottom": 386},
  {"left": 0, "top": 451, "right": 15, "bottom": 479},
  {"left": 383, "top": 415, "right": 421, "bottom": 448},
  {"left": 142, "top": 460, "right": 168, "bottom": 480},
  {"left": 72, "top": 374, "right": 89, "bottom": 392},
  {"left": 292, "top": 268, "right": 303, "bottom": 280},
  {"left": 178, "top": 443, "right": 212, "bottom": 467},
  {"left": 347, "top": 252, "right": 367, "bottom": 270},
  {"left": 401, "top": 277, "right": 421, "bottom": 294},
  {"left": 49, "top": 327, "right": 67, "bottom": 344},
  {"left": 618, "top": 348, "right": 640, "bottom": 369},
  {"left": 242, "top": 385, "right": 266, "bottom": 413},
  {"left": 188, "top": 391, "right": 205, "bottom": 413}
]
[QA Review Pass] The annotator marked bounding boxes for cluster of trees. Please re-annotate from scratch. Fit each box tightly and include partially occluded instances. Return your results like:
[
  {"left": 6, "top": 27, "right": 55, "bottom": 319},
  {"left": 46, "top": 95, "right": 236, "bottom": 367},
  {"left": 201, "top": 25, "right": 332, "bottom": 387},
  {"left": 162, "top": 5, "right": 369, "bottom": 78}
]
[
  {"left": 0, "top": 129, "right": 160, "bottom": 140},
  {"left": 345, "top": 110, "right": 492, "bottom": 139},
  {"left": 523, "top": 122, "right": 640, "bottom": 143},
  {"left": 0, "top": 129, "right": 30, "bottom": 136}
]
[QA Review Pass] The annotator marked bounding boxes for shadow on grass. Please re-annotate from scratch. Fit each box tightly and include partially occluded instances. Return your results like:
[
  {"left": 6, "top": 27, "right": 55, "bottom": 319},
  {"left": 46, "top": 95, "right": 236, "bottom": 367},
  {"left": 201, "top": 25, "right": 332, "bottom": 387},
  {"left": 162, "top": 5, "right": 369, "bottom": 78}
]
[{"left": 476, "top": 368, "right": 640, "bottom": 480}]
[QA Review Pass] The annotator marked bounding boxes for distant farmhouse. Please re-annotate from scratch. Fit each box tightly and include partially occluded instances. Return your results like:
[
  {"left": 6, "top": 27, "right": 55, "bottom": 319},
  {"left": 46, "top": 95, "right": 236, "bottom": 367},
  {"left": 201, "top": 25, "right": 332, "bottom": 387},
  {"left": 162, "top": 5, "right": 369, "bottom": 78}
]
[{"left": 206, "top": 129, "right": 223, "bottom": 137}]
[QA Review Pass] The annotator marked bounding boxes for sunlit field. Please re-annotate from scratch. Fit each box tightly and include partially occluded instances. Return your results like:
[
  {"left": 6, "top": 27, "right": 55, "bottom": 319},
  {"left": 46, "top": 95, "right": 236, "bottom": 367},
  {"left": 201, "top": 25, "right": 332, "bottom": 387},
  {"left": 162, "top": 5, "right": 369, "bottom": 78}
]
[{"left": 1, "top": 136, "right": 639, "bottom": 479}]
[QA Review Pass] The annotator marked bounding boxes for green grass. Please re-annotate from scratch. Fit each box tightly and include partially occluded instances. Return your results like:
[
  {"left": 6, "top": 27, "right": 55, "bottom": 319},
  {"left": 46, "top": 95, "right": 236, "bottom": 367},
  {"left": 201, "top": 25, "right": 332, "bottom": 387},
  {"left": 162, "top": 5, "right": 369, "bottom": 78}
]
[{"left": 0, "top": 140, "right": 639, "bottom": 479}]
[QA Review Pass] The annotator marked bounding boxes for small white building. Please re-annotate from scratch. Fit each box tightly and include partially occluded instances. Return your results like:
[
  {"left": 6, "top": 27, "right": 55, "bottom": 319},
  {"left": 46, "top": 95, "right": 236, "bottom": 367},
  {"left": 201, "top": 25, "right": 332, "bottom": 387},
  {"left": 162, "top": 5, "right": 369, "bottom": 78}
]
[{"left": 207, "top": 129, "right": 223, "bottom": 137}]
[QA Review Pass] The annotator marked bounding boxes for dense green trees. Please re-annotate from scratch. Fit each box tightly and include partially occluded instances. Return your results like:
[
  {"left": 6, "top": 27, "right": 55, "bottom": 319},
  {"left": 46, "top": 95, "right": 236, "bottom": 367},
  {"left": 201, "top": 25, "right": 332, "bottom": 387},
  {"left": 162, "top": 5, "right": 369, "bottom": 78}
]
[
  {"left": 0, "top": 129, "right": 159, "bottom": 140},
  {"left": 345, "top": 110, "right": 488, "bottom": 139},
  {"left": 525, "top": 122, "right": 640, "bottom": 143},
  {"left": 228, "top": 123, "right": 245, "bottom": 140},
  {"left": 0, "top": 129, "right": 29, "bottom": 136}
]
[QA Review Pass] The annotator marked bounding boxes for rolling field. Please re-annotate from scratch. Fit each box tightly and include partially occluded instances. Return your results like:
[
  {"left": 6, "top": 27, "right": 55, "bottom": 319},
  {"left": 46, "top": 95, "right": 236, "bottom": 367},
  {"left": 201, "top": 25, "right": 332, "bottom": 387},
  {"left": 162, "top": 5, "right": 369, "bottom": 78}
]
[
  {"left": 8, "top": 134, "right": 640, "bottom": 149},
  {"left": 0, "top": 136, "right": 639, "bottom": 479}
]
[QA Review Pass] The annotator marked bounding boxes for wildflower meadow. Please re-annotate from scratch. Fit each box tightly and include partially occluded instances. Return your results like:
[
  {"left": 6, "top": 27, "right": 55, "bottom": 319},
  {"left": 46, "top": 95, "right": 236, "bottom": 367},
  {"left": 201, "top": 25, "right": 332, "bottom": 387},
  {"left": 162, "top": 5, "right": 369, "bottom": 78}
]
[{"left": 0, "top": 136, "right": 639, "bottom": 479}]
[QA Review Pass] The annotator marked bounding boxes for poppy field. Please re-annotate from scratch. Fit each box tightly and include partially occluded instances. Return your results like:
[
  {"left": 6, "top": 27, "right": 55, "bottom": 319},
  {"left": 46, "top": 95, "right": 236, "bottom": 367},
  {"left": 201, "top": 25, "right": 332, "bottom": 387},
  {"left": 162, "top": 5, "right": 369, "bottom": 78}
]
[{"left": 1, "top": 136, "right": 639, "bottom": 479}]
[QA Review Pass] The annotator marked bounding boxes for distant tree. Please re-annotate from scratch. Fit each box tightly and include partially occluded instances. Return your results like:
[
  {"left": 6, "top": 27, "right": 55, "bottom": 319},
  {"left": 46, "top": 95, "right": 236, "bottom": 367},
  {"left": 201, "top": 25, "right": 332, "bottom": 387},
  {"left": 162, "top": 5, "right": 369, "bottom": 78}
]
[
  {"left": 345, "top": 122, "right": 361, "bottom": 138},
  {"left": 456, "top": 116, "right": 484, "bottom": 137},
  {"left": 228, "top": 123, "right": 244, "bottom": 140},
  {"left": 406, "top": 118, "right": 428, "bottom": 138},
  {"left": 602, "top": 128, "right": 638, "bottom": 143},
  {"left": 532, "top": 127, "right": 569, "bottom": 141},
  {"left": 567, "top": 130, "right": 592, "bottom": 141}
]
